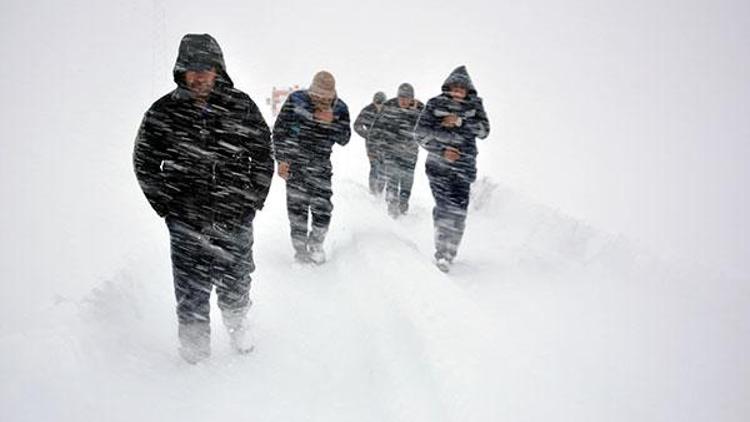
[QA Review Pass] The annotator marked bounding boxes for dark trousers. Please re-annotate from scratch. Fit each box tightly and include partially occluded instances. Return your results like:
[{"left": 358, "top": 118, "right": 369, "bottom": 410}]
[
  {"left": 286, "top": 172, "right": 333, "bottom": 251},
  {"left": 166, "top": 216, "right": 254, "bottom": 325},
  {"left": 385, "top": 153, "right": 417, "bottom": 213},
  {"left": 368, "top": 153, "right": 386, "bottom": 195},
  {"left": 428, "top": 174, "right": 471, "bottom": 261}
]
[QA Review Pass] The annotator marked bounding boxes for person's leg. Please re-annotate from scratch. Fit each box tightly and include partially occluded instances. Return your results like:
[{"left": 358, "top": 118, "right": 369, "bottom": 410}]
[
  {"left": 428, "top": 174, "right": 453, "bottom": 261},
  {"left": 442, "top": 179, "right": 472, "bottom": 261},
  {"left": 213, "top": 220, "right": 255, "bottom": 353},
  {"left": 166, "top": 217, "right": 212, "bottom": 363},
  {"left": 384, "top": 154, "right": 401, "bottom": 217},
  {"left": 286, "top": 180, "right": 311, "bottom": 259},
  {"left": 368, "top": 159, "right": 379, "bottom": 194},
  {"left": 373, "top": 152, "right": 386, "bottom": 195},
  {"left": 398, "top": 155, "right": 418, "bottom": 214},
  {"left": 309, "top": 172, "right": 333, "bottom": 263}
]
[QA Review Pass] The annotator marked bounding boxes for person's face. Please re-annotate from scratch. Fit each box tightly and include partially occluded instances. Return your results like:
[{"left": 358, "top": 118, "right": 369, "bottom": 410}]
[
  {"left": 398, "top": 97, "right": 412, "bottom": 109},
  {"left": 311, "top": 92, "right": 335, "bottom": 110},
  {"left": 448, "top": 85, "right": 467, "bottom": 101},
  {"left": 185, "top": 68, "right": 217, "bottom": 99}
]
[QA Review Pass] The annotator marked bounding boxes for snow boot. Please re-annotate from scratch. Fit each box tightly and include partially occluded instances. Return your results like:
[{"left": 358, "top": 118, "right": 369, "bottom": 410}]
[
  {"left": 387, "top": 201, "right": 401, "bottom": 219},
  {"left": 178, "top": 322, "right": 211, "bottom": 364},
  {"left": 308, "top": 243, "right": 326, "bottom": 265},
  {"left": 293, "top": 238, "right": 311, "bottom": 263},
  {"left": 308, "top": 227, "right": 327, "bottom": 264},
  {"left": 222, "top": 310, "right": 255, "bottom": 354},
  {"left": 399, "top": 200, "right": 409, "bottom": 216},
  {"left": 436, "top": 257, "right": 451, "bottom": 273}
]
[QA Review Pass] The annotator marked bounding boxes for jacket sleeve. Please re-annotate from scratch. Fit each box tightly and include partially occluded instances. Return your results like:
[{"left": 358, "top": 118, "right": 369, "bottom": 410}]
[
  {"left": 242, "top": 98, "right": 274, "bottom": 211},
  {"left": 468, "top": 97, "right": 490, "bottom": 140},
  {"left": 133, "top": 109, "right": 170, "bottom": 217},
  {"left": 415, "top": 100, "right": 448, "bottom": 155},
  {"left": 271, "top": 96, "right": 299, "bottom": 164},
  {"left": 330, "top": 103, "right": 351, "bottom": 146},
  {"left": 353, "top": 106, "right": 372, "bottom": 139}
]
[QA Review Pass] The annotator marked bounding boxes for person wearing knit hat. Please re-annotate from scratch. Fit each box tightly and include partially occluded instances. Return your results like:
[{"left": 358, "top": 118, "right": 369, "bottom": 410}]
[
  {"left": 353, "top": 91, "right": 388, "bottom": 194},
  {"left": 415, "top": 66, "right": 490, "bottom": 273},
  {"left": 134, "top": 34, "right": 274, "bottom": 363},
  {"left": 308, "top": 70, "right": 337, "bottom": 100},
  {"left": 272, "top": 70, "right": 351, "bottom": 264},
  {"left": 397, "top": 83, "right": 414, "bottom": 99},
  {"left": 368, "top": 83, "right": 424, "bottom": 217},
  {"left": 373, "top": 91, "right": 387, "bottom": 104}
]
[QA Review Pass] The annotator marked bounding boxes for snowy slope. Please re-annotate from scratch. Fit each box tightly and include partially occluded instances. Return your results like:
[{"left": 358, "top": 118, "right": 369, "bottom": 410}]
[{"left": 1, "top": 170, "right": 747, "bottom": 422}]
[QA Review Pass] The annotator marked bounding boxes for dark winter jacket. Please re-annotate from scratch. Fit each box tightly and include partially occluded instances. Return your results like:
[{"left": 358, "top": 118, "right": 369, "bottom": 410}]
[
  {"left": 353, "top": 103, "right": 383, "bottom": 152},
  {"left": 133, "top": 34, "right": 274, "bottom": 226},
  {"left": 369, "top": 98, "right": 424, "bottom": 161},
  {"left": 416, "top": 66, "right": 490, "bottom": 183},
  {"left": 271, "top": 90, "right": 351, "bottom": 174}
]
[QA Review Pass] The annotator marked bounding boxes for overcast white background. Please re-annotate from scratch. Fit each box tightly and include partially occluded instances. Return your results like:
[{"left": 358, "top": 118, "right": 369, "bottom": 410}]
[{"left": 1, "top": 0, "right": 748, "bottom": 318}]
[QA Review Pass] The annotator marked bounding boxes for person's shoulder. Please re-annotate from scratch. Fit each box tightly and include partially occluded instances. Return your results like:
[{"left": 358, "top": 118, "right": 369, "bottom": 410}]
[
  {"left": 224, "top": 86, "right": 252, "bottom": 101},
  {"left": 220, "top": 87, "right": 261, "bottom": 110},
  {"left": 288, "top": 90, "right": 309, "bottom": 103},
  {"left": 334, "top": 96, "right": 348, "bottom": 108},
  {"left": 425, "top": 94, "right": 454, "bottom": 110},
  {"left": 383, "top": 98, "right": 399, "bottom": 107},
  {"left": 361, "top": 103, "right": 377, "bottom": 113},
  {"left": 148, "top": 90, "right": 179, "bottom": 112},
  {"left": 428, "top": 93, "right": 449, "bottom": 104},
  {"left": 333, "top": 97, "right": 349, "bottom": 114}
]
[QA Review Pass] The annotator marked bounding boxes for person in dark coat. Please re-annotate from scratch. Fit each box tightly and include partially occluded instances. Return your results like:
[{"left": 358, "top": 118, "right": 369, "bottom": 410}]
[
  {"left": 353, "top": 91, "right": 387, "bottom": 194},
  {"left": 272, "top": 71, "right": 351, "bottom": 264},
  {"left": 369, "top": 83, "right": 424, "bottom": 217},
  {"left": 133, "top": 34, "right": 274, "bottom": 363},
  {"left": 415, "top": 66, "right": 490, "bottom": 272}
]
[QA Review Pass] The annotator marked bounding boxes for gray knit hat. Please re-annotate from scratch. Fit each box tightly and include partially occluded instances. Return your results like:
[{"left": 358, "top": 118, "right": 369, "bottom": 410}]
[
  {"left": 309, "top": 70, "right": 336, "bottom": 98},
  {"left": 373, "top": 91, "right": 387, "bottom": 104},
  {"left": 397, "top": 83, "right": 414, "bottom": 99}
]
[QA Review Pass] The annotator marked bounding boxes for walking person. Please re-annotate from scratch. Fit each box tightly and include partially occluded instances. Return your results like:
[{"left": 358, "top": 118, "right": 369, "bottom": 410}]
[
  {"left": 272, "top": 71, "right": 351, "bottom": 264},
  {"left": 415, "top": 66, "right": 490, "bottom": 272},
  {"left": 353, "top": 91, "right": 387, "bottom": 194},
  {"left": 134, "top": 34, "right": 274, "bottom": 363},
  {"left": 369, "top": 83, "right": 424, "bottom": 217}
]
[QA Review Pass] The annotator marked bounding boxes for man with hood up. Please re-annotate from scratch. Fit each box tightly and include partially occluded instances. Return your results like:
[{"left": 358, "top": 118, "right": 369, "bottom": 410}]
[
  {"left": 272, "top": 71, "right": 351, "bottom": 265},
  {"left": 415, "top": 66, "right": 490, "bottom": 272},
  {"left": 134, "top": 34, "right": 274, "bottom": 363},
  {"left": 353, "top": 91, "right": 387, "bottom": 195},
  {"left": 368, "top": 83, "right": 424, "bottom": 217}
]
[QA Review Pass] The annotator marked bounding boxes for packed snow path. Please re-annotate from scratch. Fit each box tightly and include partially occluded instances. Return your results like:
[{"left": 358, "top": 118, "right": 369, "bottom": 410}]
[{"left": 1, "top": 177, "right": 747, "bottom": 422}]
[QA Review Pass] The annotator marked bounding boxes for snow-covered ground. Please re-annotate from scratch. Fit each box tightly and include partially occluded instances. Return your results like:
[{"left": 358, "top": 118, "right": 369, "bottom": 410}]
[
  {"left": 2, "top": 1, "right": 749, "bottom": 420},
  {"left": 2, "top": 165, "right": 747, "bottom": 421}
]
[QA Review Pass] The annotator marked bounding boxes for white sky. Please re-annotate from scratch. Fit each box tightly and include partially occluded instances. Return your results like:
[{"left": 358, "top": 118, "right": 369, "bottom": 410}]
[{"left": 1, "top": 0, "right": 749, "bottom": 284}]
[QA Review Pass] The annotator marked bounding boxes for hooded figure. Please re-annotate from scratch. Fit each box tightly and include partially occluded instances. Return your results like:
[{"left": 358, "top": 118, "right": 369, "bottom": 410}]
[
  {"left": 368, "top": 83, "right": 424, "bottom": 217},
  {"left": 133, "top": 34, "right": 274, "bottom": 363},
  {"left": 415, "top": 66, "right": 490, "bottom": 272},
  {"left": 353, "top": 91, "right": 388, "bottom": 194},
  {"left": 272, "top": 71, "right": 351, "bottom": 264}
]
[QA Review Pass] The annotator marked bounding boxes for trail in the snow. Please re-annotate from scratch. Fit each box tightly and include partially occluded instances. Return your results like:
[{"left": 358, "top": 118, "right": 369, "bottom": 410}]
[{"left": 1, "top": 176, "right": 748, "bottom": 422}]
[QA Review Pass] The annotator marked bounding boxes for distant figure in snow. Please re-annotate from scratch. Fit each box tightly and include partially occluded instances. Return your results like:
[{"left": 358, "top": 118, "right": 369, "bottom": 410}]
[
  {"left": 272, "top": 71, "right": 351, "bottom": 264},
  {"left": 369, "top": 83, "right": 424, "bottom": 218},
  {"left": 415, "top": 66, "right": 490, "bottom": 272},
  {"left": 133, "top": 34, "right": 273, "bottom": 363},
  {"left": 353, "top": 91, "right": 387, "bottom": 195}
]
